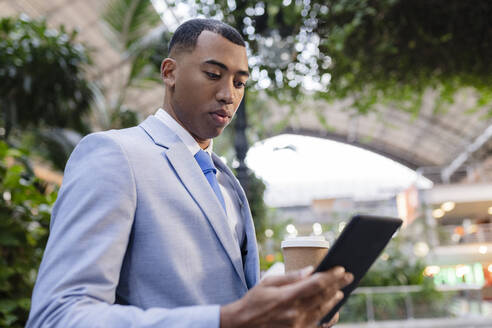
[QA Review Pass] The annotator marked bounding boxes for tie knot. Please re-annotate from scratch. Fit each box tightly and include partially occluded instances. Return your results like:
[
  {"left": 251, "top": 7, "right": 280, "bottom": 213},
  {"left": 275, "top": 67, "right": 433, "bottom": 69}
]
[{"left": 194, "top": 149, "right": 216, "bottom": 174}]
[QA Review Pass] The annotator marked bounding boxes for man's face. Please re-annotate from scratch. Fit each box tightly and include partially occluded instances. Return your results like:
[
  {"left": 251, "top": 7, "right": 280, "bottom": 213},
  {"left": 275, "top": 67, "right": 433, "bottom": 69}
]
[{"left": 164, "top": 30, "right": 249, "bottom": 144}]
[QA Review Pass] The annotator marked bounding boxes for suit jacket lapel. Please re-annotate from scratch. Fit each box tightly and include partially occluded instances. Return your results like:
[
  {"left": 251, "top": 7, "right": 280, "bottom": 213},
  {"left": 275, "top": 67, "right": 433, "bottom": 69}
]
[
  {"left": 213, "top": 155, "right": 260, "bottom": 288},
  {"left": 140, "top": 116, "right": 248, "bottom": 290}
]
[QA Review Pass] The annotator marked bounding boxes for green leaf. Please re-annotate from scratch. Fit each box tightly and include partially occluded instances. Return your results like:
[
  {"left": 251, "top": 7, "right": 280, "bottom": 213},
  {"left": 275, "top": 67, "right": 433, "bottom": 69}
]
[
  {"left": 0, "top": 142, "right": 8, "bottom": 158},
  {"left": 6, "top": 148, "right": 23, "bottom": 158},
  {"left": 3, "top": 164, "right": 24, "bottom": 188},
  {"left": 3, "top": 313, "right": 18, "bottom": 326},
  {"left": 0, "top": 299, "right": 17, "bottom": 314},
  {"left": 0, "top": 231, "right": 21, "bottom": 246},
  {"left": 17, "top": 298, "right": 31, "bottom": 311},
  {"left": 103, "top": 0, "right": 161, "bottom": 50}
]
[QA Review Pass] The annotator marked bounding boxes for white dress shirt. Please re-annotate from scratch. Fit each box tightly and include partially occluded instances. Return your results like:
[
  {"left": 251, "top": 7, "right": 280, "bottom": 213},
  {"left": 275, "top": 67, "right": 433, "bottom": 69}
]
[{"left": 155, "top": 108, "right": 245, "bottom": 247}]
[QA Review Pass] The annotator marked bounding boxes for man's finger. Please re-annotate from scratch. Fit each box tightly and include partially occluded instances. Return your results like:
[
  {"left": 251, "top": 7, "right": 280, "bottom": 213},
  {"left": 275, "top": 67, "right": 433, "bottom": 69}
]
[
  {"left": 261, "top": 266, "right": 314, "bottom": 287},
  {"left": 296, "top": 284, "right": 342, "bottom": 320},
  {"left": 316, "top": 291, "right": 344, "bottom": 324},
  {"left": 321, "top": 312, "right": 340, "bottom": 328},
  {"left": 282, "top": 267, "right": 347, "bottom": 301}
]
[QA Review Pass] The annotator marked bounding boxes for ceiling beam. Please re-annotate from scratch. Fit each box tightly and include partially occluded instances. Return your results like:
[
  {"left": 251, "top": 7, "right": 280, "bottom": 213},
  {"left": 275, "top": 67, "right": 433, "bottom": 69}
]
[{"left": 441, "top": 124, "right": 492, "bottom": 182}]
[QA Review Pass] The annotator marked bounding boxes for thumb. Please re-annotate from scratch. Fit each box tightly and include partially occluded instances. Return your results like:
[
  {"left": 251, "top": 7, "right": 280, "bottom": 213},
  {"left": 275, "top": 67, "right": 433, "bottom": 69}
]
[{"left": 262, "top": 266, "right": 314, "bottom": 287}]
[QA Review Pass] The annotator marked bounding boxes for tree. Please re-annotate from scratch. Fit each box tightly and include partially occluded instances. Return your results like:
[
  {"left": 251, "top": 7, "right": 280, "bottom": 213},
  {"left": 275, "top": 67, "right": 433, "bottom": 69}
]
[
  {"left": 0, "top": 15, "right": 94, "bottom": 170},
  {"left": 0, "top": 15, "right": 93, "bottom": 136}
]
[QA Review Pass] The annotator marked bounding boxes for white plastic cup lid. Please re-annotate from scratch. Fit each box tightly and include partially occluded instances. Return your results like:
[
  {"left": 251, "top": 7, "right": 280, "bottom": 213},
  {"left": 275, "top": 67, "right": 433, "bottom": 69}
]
[{"left": 281, "top": 236, "right": 330, "bottom": 248}]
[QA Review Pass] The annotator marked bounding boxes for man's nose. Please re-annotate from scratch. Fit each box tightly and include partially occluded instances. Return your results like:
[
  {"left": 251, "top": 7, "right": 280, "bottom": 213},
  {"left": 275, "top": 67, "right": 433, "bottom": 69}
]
[{"left": 216, "top": 80, "right": 235, "bottom": 105}]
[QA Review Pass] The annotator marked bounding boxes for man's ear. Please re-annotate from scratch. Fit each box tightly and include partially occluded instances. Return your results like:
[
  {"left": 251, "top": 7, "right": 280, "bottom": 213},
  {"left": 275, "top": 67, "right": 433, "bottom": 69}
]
[{"left": 161, "top": 58, "right": 177, "bottom": 87}]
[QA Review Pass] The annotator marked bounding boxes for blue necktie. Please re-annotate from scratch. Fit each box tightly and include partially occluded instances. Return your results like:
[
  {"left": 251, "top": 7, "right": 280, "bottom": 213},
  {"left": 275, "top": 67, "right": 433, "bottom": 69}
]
[{"left": 194, "top": 150, "right": 227, "bottom": 212}]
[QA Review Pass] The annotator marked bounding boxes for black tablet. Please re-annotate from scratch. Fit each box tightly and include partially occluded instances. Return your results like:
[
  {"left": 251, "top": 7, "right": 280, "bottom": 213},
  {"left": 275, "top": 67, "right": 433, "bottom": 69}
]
[{"left": 315, "top": 214, "right": 403, "bottom": 325}]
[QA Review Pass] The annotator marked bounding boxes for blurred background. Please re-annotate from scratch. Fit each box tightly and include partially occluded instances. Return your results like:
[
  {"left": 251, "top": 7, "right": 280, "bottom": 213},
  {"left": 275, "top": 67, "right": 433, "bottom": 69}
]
[{"left": 1, "top": 0, "right": 492, "bottom": 327}]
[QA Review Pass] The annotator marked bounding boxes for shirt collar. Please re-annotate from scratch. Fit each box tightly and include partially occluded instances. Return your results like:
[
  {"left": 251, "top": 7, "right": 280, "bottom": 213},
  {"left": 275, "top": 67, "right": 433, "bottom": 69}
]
[{"left": 154, "top": 108, "right": 213, "bottom": 156}]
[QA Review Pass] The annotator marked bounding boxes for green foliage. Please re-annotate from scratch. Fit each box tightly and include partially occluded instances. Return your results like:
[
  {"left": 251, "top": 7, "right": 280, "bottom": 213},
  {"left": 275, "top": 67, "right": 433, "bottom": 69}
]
[
  {"left": 339, "top": 279, "right": 455, "bottom": 322},
  {"left": 100, "top": 0, "right": 170, "bottom": 129},
  {"left": 234, "top": 167, "right": 270, "bottom": 245},
  {"left": 103, "top": 0, "right": 168, "bottom": 89},
  {"left": 0, "top": 15, "right": 93, "bottom": 138},
  {"left": 360, "top": 246, "right": 425, "bottom": 287},
  {"left": 103, "top": 0, "right": 161, "bottom": 51},
  {"left": 178, "top": 0, "right": 492, "bottom": 115},
  {"left": 0, "top": 141, "right": 56, "bottom": 327},
  {"left": 109, "top": 107, "right": 140, "bottom": 129},
  {"left": 245, "top": 170, "right": 268, "bottom": 239},
  {"left": 18, "top": 128, "right": 82, "bottom": 171},
  {"left": 316, "top": 0, "right": 492, "bottom": 115}
]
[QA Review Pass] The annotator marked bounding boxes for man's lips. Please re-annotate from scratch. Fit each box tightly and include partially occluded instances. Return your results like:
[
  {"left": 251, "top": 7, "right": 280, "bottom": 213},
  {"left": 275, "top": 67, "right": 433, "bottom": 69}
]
[
  {"left": 210, "top": 109, "right": 231, "bottom": 125},
  {"left": 211, "top": 109, "right": 231, "bottom": 118}
]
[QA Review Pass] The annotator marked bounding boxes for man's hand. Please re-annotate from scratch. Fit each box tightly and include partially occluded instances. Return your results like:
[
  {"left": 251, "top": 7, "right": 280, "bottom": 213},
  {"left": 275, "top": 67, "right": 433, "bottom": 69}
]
[{"left": 220, "top": 266, "right": 353, "bottom": 328}]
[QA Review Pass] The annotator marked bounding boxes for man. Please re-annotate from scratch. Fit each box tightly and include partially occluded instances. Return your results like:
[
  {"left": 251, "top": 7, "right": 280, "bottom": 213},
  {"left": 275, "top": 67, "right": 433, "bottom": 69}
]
[{"left": 27, "top": 19, "right": 353, "bottom": 328}]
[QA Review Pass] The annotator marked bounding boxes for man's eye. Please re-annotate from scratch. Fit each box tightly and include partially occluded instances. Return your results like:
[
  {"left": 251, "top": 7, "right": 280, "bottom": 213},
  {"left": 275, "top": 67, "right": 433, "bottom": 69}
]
[
  {"left": 205, "top": 72, "right": 220, "bottom": 79},
  {"left": 234, "top": 81, "right": 246, "bottom": 88}
]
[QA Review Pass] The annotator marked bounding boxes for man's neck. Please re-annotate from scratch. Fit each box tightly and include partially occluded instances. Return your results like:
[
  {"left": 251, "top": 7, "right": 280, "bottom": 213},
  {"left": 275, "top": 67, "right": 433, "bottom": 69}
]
[
  {"left": 160, "top": 105, "right": 212, "bottom": 152},
  {"left": 197, "top": 138, "right": 211, "bottom": 150}
]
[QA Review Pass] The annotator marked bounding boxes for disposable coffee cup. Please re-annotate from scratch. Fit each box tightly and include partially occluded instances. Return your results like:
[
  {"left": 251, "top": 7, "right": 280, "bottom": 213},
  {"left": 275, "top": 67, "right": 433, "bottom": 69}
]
[{"left": 281, "top": 236, "right": 330, "bottom": 273}]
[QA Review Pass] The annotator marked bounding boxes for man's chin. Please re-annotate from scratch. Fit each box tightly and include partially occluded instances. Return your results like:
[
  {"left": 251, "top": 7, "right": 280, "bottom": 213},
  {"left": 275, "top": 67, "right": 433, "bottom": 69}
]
[
  {"left": 193, "top": 129, "right": 225, "bottom": 145},
  {"left": 207, "top": 127, "right": 227, "bottom": 139}
]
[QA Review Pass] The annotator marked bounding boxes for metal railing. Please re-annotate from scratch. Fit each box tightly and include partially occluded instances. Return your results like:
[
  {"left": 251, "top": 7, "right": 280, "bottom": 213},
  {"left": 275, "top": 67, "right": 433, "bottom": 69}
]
[
  {"left": 437, "top": 223, "right": 492, "bottom": 246},
  {"left": 338, "top": 284, "right": 490, "bottom": 324}
]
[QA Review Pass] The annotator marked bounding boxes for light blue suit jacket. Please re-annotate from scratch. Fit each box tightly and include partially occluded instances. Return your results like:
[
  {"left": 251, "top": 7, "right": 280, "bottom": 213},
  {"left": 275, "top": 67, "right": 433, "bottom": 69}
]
[{"left": 26, "top": 116, "right": 260, "bottom": 328}]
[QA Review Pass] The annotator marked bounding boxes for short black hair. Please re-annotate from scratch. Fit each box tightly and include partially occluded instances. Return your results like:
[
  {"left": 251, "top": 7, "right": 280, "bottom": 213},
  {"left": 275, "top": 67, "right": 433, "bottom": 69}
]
[{"left": 168, "top": 18, "right": 245, "bottom": 55}]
